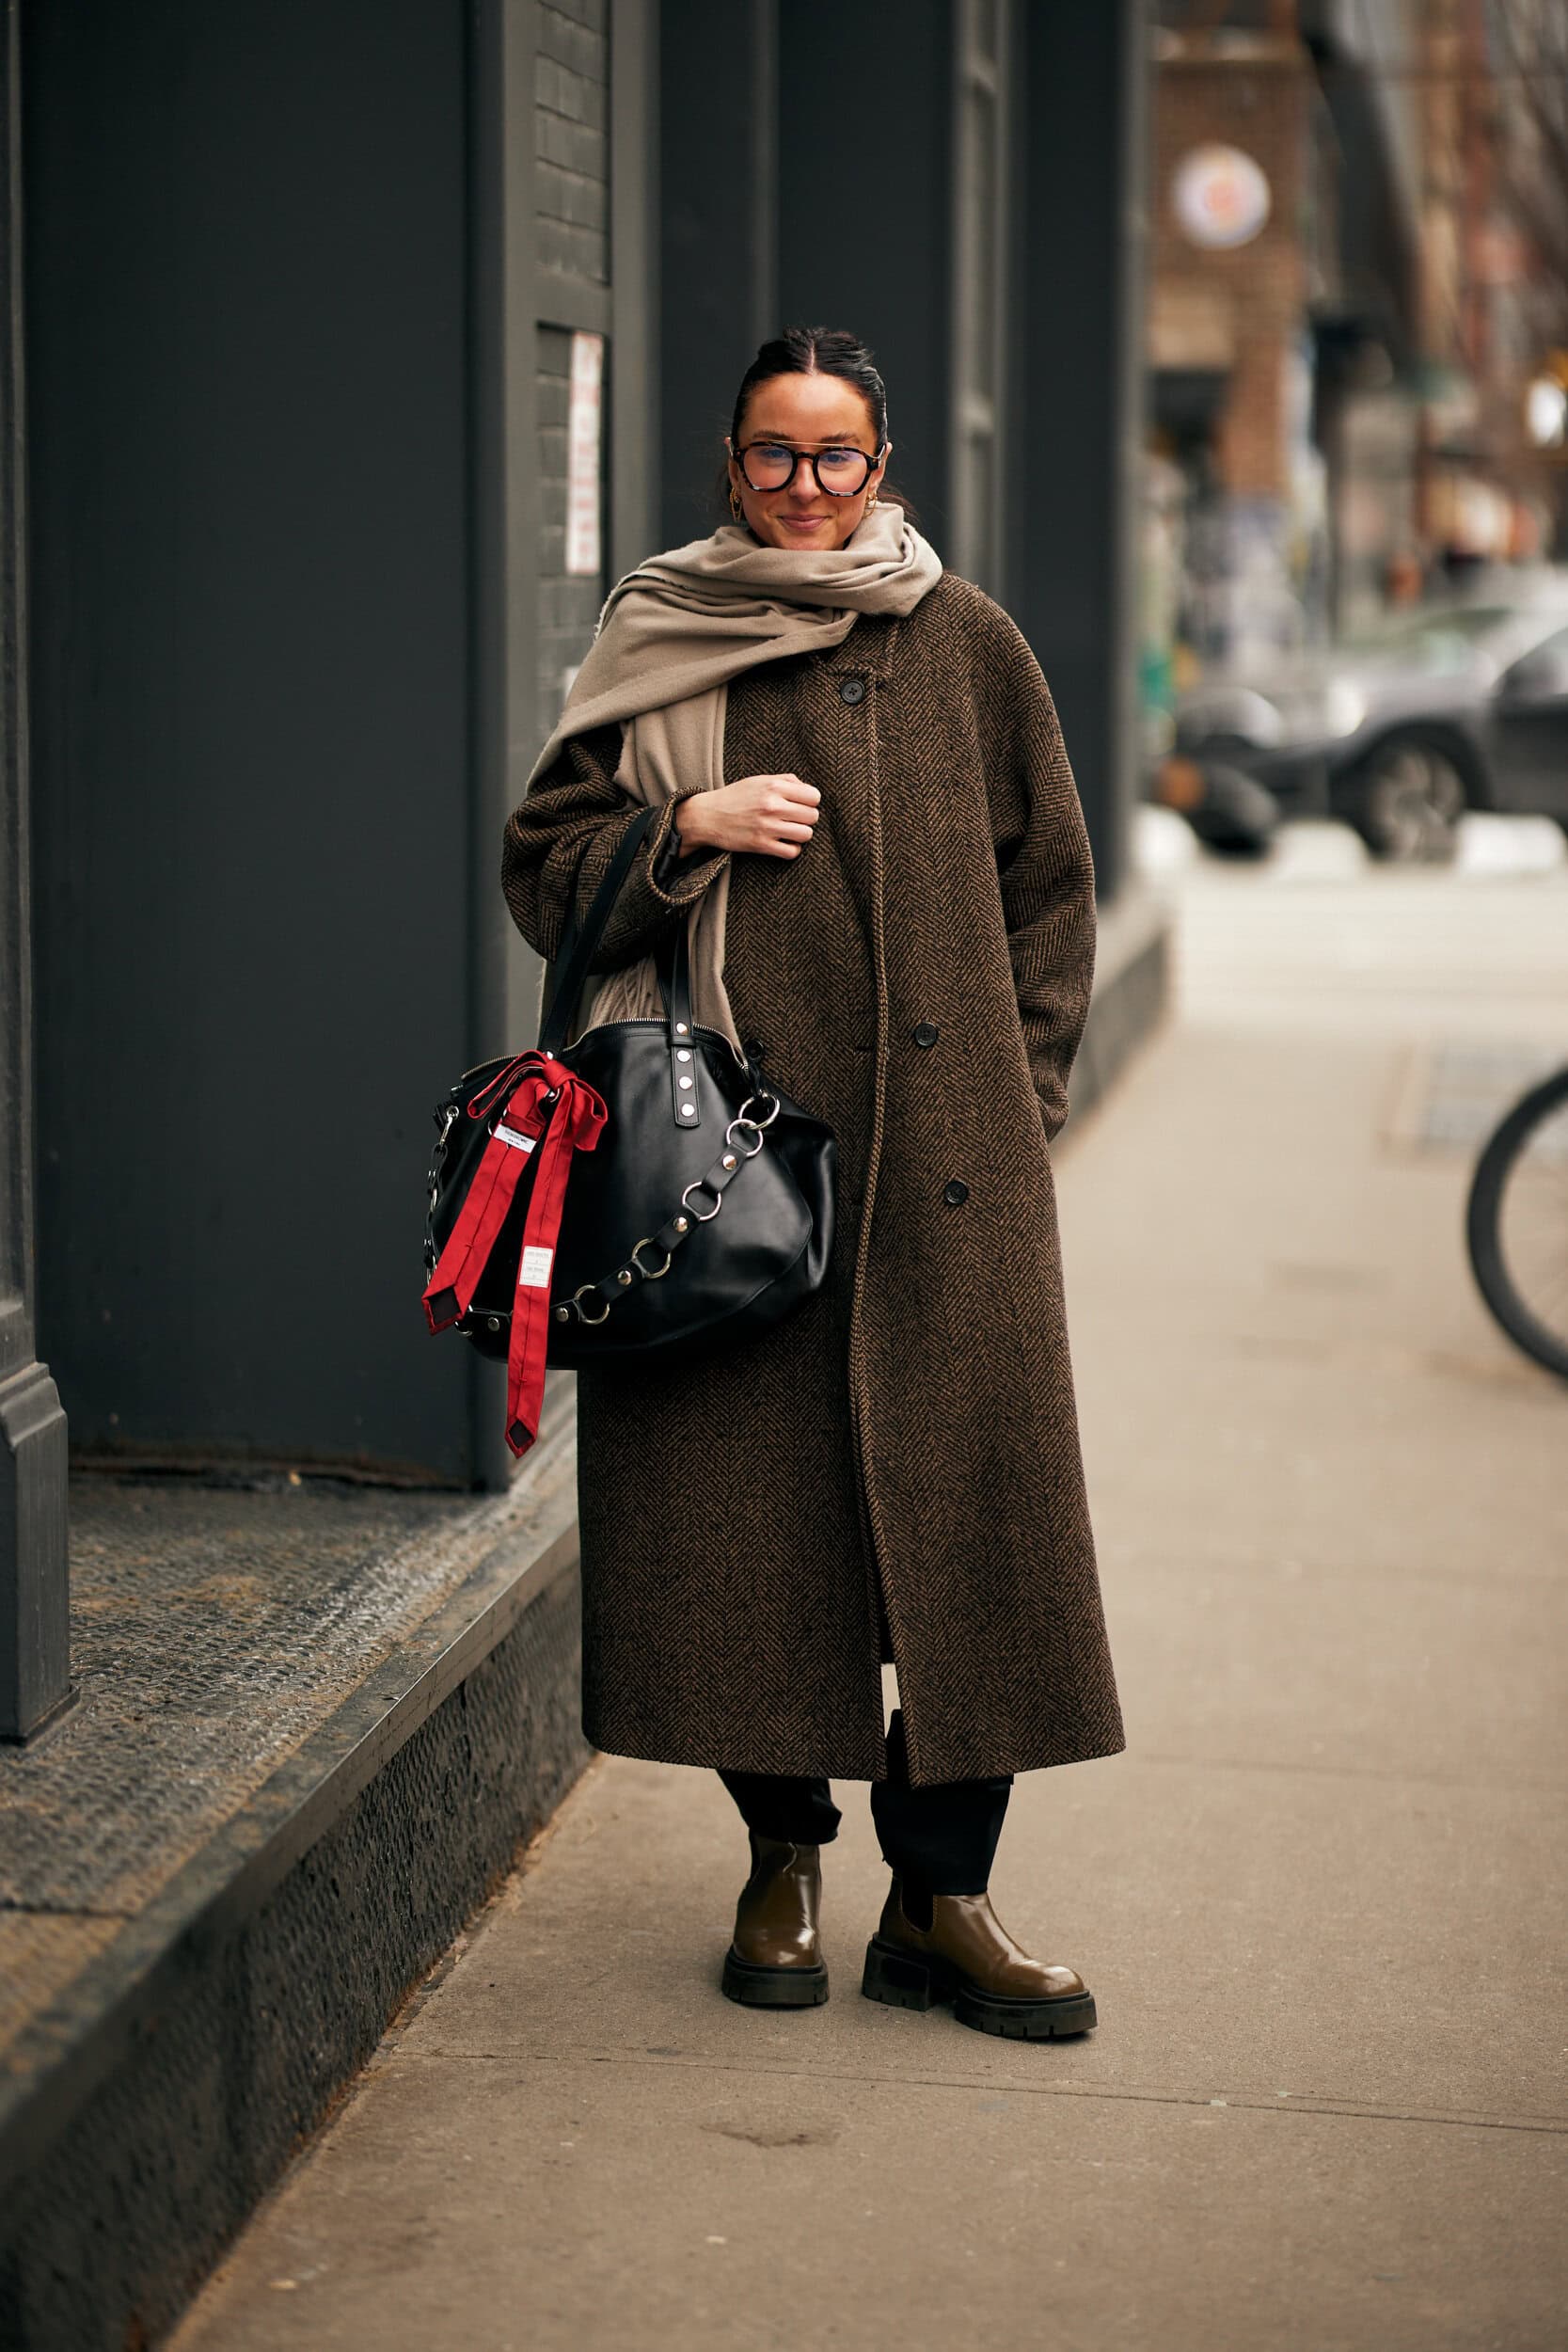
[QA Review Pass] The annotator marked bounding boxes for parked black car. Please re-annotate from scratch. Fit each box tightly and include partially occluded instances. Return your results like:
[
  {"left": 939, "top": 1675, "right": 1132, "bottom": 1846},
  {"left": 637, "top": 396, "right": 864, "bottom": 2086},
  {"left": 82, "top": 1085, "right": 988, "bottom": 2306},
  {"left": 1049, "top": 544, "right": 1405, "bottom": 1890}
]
[{"left": 1174, "top": 580, "right": 1568, "bottom": 860}]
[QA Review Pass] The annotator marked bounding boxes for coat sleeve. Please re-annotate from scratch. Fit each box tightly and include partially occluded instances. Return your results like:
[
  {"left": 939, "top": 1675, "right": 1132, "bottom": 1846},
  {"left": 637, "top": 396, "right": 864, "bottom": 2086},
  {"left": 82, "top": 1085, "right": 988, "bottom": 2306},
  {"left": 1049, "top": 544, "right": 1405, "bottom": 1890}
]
[
  {"left": 501, "top": 721, "right": 731, "bottom": 969},
  {"left": 980, "top": 616, "right": 1098, "bottom": 1142}
]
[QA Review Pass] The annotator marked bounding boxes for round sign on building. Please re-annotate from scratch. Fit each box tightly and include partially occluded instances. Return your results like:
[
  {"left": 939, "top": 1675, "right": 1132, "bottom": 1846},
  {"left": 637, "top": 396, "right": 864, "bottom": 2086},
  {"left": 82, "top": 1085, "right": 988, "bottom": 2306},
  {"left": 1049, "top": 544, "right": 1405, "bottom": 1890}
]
[{"left": 1172, "top": 144, "right": 1271, "bottom": 250}]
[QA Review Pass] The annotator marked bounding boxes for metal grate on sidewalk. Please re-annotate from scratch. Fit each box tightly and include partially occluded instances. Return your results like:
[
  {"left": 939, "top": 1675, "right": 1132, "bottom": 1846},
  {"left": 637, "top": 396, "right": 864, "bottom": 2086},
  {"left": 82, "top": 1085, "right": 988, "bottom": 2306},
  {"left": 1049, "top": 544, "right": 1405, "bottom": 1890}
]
[{"left": 1383, "top": 1041, "right": 1566, "bottom": 1154}]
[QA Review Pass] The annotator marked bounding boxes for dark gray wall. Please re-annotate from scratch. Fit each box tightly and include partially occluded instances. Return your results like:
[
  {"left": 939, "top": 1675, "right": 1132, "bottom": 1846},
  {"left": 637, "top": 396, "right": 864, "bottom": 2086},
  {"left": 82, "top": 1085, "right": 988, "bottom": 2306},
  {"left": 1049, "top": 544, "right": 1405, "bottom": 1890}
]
[
  {"left": 657, "top": 0, "right": 777, "bottom": 548},
  {"left": 658, "top": 0, "right": 953, "bottom": 553},
  {"left": 24, "top": 0, "right": 476, "bottom": 1479},
  {"left": 775, "top": 0, "right": 954, "bottom": 552},
  {"left": 1010, "top": 0, "right": 1147, "bottom": 901}
]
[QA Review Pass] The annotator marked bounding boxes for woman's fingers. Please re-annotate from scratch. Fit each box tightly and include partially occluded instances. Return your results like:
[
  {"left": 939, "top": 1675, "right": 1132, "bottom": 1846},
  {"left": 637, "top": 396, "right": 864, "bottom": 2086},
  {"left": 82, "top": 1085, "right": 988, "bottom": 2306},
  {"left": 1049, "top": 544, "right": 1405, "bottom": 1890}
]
[
  {"left": 692, "top": 772, "right": 822, "bottom": 858},
  {"left": 729, "top": 775, "right": 816, "bottom": 858},
  {"left": 756, "top": 814, "right": 816, "bottom": 856}
]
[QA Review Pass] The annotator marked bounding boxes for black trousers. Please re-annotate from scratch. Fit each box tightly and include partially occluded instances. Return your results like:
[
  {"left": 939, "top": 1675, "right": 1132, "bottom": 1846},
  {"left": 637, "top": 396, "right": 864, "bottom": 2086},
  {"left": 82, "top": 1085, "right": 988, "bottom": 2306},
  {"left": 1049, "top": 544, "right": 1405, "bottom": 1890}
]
[{"left": 720, "top": 1711, "right": 1011, "bottom": 1899}]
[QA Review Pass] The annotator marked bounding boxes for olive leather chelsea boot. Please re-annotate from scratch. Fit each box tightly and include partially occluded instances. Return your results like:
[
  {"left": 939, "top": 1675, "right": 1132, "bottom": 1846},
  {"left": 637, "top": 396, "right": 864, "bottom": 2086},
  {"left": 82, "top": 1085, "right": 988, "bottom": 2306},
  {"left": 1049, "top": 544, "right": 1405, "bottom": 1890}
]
[
  {"left": 862, "top": 1877, "right": 1095, "bottom": 2039},
  {"left": 721, "top": 1834, "right": 829, "bottom": 2009}
]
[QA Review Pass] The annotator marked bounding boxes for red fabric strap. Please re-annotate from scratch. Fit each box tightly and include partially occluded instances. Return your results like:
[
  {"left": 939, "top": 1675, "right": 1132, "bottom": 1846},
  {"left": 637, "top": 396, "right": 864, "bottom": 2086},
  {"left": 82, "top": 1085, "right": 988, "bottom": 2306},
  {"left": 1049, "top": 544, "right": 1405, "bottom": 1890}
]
[{"left": 421, "top": 1054, "right": 607, "bottom": 1458}]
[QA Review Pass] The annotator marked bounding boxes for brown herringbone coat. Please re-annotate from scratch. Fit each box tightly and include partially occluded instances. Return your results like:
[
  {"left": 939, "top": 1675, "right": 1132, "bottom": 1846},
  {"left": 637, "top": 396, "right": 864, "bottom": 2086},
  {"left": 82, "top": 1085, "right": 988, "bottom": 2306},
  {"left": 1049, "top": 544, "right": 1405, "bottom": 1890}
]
[{"left": 502, "top": 571, "right": 1123, "bottom": 1785}]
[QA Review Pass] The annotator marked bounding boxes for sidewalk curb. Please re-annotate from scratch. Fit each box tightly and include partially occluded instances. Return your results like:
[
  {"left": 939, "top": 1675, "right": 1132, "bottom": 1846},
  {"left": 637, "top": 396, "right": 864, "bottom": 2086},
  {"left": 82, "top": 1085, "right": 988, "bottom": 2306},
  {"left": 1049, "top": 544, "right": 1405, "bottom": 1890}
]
[
  {"left": 1071, "top": 885, "right": 1170, "bottom": 1127},
  {"left": 0, "top": 1421, "right": 588, "bottom": 2351}
]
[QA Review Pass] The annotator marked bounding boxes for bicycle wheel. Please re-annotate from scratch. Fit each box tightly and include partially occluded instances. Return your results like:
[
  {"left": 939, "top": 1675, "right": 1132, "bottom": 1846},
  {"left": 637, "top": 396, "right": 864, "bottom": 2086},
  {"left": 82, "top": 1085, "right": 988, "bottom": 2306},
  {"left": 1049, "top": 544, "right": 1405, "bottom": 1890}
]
[{"left": 1465, "top": 1064, "right": 1568, "bottom": 1380}]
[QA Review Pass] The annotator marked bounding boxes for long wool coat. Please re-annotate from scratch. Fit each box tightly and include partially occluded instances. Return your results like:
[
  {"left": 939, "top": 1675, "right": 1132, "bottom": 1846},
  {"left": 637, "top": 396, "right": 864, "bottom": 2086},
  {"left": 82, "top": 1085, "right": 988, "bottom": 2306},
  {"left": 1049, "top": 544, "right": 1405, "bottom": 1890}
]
[{"left": 502, "top": 571, "right": 1124, "bottom": 1785}]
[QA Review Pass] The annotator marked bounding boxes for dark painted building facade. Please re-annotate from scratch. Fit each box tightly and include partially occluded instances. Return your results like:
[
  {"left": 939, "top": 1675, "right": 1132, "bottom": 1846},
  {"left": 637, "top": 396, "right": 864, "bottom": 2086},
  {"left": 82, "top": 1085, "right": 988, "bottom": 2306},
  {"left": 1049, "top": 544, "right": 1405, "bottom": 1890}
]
[{"left": 2, "top": 0, "right": 1148, "bottom": 1735}]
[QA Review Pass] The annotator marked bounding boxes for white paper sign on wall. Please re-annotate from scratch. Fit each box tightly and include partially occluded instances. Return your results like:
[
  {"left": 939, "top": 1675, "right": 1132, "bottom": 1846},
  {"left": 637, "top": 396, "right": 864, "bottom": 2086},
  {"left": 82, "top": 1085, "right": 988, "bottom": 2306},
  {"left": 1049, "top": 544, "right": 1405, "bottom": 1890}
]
[{"left": 565, "top": 330, "right": 604, "bottom": 577}]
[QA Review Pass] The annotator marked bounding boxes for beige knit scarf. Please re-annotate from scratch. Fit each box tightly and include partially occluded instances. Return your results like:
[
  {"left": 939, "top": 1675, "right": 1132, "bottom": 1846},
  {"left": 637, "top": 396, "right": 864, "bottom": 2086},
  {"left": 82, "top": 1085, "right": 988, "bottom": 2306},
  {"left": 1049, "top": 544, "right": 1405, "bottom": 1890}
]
[{"left": 526, "top": 502, "right": 943, "bottom": 1053}]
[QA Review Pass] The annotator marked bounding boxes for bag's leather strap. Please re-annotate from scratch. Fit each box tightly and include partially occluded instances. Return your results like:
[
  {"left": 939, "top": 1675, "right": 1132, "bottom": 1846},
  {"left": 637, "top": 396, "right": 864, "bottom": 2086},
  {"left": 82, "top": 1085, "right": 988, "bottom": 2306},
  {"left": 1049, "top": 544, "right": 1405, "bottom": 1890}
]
[
  {"left": 659, "top": 925, "right": 701, "bottom": 1130},
  {"left": 539, "top": 804, "right": 659, "bottom": 1057}
]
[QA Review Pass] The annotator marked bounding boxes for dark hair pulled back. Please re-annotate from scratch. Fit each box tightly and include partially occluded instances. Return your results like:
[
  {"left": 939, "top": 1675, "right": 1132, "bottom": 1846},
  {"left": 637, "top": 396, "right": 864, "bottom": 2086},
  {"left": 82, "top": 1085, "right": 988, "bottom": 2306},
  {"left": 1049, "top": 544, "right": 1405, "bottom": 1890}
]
[
  {"left": 731, "top": 326, "right": 888, "bottom": 447},
  {"left": 721, "top": 325, "right": 917, "bottom": 523}
]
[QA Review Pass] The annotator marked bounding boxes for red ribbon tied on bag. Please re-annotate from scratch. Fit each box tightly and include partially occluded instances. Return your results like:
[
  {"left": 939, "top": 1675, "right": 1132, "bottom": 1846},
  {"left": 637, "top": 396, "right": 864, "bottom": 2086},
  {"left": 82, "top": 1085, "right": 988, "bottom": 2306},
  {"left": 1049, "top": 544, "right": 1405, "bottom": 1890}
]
[{"left": 421, "top": 1053, "right": 607, "bottom": 1457}]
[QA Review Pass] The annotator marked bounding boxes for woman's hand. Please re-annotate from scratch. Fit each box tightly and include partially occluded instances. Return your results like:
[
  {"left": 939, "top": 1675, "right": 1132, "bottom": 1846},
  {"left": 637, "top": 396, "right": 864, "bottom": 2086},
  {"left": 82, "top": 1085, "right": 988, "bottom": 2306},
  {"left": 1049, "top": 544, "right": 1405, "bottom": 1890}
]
[{"left": 675, "top": 774, "right": 821, "bottom": 860}]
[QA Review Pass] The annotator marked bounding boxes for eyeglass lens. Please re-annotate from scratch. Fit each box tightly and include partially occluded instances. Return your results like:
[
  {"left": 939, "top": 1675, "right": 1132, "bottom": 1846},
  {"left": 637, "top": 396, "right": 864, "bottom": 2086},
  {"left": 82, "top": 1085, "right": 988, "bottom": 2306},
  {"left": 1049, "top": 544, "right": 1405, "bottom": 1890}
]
[{"left": 740, "top": 444, "right": 875, "bottom": 497}]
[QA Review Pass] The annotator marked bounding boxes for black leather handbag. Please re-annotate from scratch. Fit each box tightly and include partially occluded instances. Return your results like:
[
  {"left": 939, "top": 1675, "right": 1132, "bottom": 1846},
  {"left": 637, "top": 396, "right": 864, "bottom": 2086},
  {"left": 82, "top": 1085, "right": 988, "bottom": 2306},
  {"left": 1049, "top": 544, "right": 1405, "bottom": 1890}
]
[{"left": 422, "top": 805, "right": 835, "bottom": 1445}]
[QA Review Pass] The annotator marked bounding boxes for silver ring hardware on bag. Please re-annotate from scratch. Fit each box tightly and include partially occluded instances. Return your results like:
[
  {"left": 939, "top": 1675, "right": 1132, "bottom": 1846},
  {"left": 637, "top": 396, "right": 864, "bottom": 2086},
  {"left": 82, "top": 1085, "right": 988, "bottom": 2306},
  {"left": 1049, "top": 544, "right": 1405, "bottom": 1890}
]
[
  {"left": 553, "top": 1085, "right": 799, "bottom": 1335},
  {"left": 680, "top": 1175, "right": 725, "bottom": 1223},
  {"left": 724, "top": 1117, "right": 766, "bottom": 1159}
]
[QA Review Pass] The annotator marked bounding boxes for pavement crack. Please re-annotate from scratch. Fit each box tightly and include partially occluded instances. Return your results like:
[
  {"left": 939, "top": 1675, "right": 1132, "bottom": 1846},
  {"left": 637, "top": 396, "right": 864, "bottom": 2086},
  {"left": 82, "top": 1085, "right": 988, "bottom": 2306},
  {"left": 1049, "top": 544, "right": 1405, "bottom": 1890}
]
[
  {"left": 1121, "top": 1751, "right": 1568, "bottom": 1794},
  {"left": 383, "top": 2045, "right": 1568, "bottom": 2137}
]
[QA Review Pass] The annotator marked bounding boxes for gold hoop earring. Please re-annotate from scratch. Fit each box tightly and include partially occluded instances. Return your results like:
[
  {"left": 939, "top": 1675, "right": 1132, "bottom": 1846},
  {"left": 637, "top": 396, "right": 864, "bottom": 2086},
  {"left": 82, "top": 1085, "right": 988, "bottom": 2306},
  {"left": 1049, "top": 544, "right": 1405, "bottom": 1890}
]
[
  {"left": 729, "top": 486, "right": 744, "bottom": 522},
  {"left": 867, "top": 489, "right": 879, "bottom": 509}
]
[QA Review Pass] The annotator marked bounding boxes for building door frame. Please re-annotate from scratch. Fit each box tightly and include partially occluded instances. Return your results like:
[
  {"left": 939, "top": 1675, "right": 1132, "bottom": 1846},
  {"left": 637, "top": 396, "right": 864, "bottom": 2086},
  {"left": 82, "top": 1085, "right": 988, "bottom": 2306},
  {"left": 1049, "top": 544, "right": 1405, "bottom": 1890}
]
[{"left": 0, "top": 0, "right": 68, "bottom": 1740}]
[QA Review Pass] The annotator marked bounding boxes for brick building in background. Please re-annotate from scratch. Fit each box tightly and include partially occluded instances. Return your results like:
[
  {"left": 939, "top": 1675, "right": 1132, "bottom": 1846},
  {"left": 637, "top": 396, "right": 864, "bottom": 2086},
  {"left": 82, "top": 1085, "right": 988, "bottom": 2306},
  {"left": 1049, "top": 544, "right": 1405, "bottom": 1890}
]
[
  {"left": 1148, "top": 9, "right": 1331, "bottom": 672},
  {"left": 1145, "top": 0, "right": 1544, "bottom": 684}
]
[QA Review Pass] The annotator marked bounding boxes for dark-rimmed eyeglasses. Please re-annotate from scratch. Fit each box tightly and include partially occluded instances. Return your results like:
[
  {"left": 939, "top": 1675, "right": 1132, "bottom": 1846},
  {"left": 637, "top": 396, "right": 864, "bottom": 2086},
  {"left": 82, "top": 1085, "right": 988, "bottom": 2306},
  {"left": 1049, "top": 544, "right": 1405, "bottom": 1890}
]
[{"left": 733, "top": 439, "right": 887, "bottom": 497}]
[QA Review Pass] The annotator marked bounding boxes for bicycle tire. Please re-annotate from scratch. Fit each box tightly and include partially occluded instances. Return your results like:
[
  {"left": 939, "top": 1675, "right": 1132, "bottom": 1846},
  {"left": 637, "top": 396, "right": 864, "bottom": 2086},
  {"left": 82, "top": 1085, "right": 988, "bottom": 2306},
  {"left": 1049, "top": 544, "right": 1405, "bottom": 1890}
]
[{"left": 1465, "top": 1063, "right": 1568, "bottom": 1381}]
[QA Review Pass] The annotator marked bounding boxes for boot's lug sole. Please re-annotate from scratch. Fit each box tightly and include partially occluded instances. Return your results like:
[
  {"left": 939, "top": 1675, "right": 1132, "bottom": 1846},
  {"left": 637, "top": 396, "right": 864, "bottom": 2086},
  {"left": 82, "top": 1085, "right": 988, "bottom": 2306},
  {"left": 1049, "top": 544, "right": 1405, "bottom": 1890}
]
[
  {"left": 955, "top": 1983, "right": 1098, "bottom": 2039},
  {"left": 721, "top": 1947, "right": 829, "bottom": 2008},
  {"left": 860, "top": 1935, "right": 1096, "bottom": 2038}
]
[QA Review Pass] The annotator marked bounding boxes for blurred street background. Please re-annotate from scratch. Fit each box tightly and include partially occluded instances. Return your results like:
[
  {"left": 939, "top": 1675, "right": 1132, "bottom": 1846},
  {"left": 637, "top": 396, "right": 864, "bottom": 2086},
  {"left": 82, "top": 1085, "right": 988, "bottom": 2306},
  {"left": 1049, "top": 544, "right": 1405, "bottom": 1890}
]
[
  {"left": 3, "top": 2, "right": 1566, "bottom": 2346},
  {"left": 1144, "top": 0, "right": 1568, "bottom": 879}
]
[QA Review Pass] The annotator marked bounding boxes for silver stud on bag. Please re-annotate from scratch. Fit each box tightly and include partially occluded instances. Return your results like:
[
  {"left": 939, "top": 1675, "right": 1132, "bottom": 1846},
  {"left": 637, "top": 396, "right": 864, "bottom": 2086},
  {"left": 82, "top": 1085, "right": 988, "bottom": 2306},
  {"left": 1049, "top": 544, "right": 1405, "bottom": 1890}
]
[
  {"left": 681, "top": 1104, "right": 696, "bottom": 1117},
  {"left": 678, "top": 1075, "right": 694, "bottom": 1091},
  {"left": 676, "top": 1048, "right": 692, "bottom": 1063},
  {"left": 617, "top": 1269, "right": 632, "bottom": 1286},
  {"left": 674, "top": 1216, "right": 689, "bottom": 1232}
]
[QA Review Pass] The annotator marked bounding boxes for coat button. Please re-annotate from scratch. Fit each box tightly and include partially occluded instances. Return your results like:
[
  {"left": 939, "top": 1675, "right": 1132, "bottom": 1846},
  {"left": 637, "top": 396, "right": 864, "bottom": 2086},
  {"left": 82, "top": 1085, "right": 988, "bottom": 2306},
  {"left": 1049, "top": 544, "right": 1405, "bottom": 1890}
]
[
  {"left": 943, "top": 1178, "right": 969, "bottom": 1207},
  {"left": 838, "top": 675, "right": 866, "bottom": 705},
  {"left": 913, "top": 1021, "right": 939, "bottom": 1047}
]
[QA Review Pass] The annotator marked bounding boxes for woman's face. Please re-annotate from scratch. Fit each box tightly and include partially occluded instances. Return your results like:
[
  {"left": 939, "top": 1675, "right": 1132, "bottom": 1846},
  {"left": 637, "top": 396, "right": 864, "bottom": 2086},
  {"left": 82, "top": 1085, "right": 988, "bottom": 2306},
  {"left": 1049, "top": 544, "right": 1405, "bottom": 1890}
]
[{"left": 727, "top": 373, "right": 890, "bottom": 552}]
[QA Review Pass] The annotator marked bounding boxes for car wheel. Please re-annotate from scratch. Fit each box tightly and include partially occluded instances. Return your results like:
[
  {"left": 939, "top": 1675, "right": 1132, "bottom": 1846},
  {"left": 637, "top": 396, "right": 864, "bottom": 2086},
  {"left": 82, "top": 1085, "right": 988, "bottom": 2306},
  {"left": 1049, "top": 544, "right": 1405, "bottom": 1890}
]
[{"left": 1338, "top": 738, "right": 1468, "bottom": 862}]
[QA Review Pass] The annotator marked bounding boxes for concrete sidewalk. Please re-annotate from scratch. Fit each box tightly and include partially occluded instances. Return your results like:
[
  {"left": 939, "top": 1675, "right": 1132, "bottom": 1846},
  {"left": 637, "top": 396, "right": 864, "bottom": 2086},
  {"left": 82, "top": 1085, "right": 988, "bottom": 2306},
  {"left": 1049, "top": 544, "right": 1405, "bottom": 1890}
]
[{"left": 174, "top": 871, "right": 1568, "bottom": 2351}]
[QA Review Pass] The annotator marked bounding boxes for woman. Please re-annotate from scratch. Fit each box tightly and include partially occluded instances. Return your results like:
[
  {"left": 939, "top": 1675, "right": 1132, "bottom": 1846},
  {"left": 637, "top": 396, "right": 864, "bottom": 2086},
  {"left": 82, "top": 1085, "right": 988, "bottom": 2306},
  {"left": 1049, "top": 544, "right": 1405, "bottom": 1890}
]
[{"left": 503, "top": 327, "right": 1123, "bottom": 2040}]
